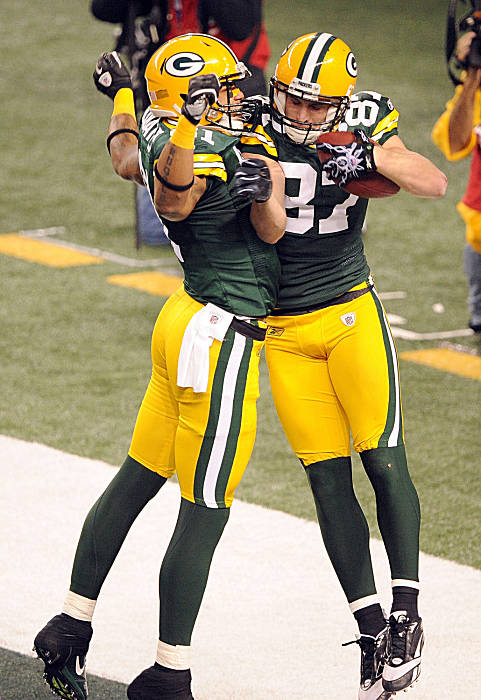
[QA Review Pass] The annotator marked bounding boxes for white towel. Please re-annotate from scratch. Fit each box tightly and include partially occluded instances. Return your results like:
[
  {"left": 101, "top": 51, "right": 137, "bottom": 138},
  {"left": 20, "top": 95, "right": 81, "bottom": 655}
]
[{"left": 177, "top": 303, "right": 234, "bottom": 393}]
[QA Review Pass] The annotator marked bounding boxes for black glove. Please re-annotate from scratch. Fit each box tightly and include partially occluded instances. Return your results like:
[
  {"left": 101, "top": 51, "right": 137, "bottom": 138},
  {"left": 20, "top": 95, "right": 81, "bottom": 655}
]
[
  {"left": 317, "top": 129, "right": 377, "bottom": 186},
  {"left": 181, "top": 74, "right": 221, "bottom": 125},
  {"left": 93, "top": 51, "right": 133, "bottom": 100},
  {"left": 240, "top": 95, "right": 266, "bottom": 130},
  {"left": 231, "top": 158, "right": 272, "bottom": 204}
]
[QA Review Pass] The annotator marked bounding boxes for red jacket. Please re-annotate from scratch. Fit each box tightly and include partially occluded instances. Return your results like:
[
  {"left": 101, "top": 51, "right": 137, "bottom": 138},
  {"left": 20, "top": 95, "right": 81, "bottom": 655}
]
[{"left": 164, "top": 0, "right": 269, "bottom": 69}]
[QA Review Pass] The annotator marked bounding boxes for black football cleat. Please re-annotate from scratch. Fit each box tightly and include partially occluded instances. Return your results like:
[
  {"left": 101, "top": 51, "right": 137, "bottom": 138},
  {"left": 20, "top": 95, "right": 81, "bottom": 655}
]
[
  {"left": 33, "top": 613, "right": 92, "bottom": 700},
  {"left": 127, "top": 665, "right": 194, "bottom": 699},
  {"left": 382, "top": 611, "right": 424, "bottom": 693},
  {"left": 343, "top": 626, "right": 392, "bottom": 699}
]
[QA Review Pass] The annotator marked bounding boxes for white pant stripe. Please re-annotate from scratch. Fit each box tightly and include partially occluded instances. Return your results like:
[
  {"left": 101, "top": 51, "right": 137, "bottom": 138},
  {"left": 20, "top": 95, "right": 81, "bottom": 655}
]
[
  {"left": 372, "top": 287, "right": 401, "bottom": 446},
  {"left": 202, "top": 332, "right": 247, "bottom": 508}
]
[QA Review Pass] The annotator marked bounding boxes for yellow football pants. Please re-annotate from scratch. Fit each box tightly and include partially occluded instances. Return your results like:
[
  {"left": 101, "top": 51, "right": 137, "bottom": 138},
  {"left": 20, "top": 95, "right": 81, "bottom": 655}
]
[
  {"left": 129, "top": 287, "right": 264, "bottom": 507},
  {"left": 265, "top": 283, "right": 403, "bottom": 466}
]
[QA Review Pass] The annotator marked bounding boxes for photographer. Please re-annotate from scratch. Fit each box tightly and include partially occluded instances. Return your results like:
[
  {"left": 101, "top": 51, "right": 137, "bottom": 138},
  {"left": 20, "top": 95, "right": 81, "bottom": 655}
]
[
  {"left": 432, "top": 27, "right": 481, "bottom": 333},
  {"left": 91, "top": 1, "right": 270, "bottom": 101}
]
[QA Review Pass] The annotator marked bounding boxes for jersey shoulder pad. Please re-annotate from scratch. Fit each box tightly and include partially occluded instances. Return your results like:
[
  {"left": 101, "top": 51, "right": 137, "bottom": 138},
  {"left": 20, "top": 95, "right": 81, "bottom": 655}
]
[
  {"left": 341, "top": 90, "right": 399, "bottom": 145},
  {"left": 194, "top": 126, "right": 238, "bottom": 154},
  {"left": 139, "top": 108, "right": 171, "bottom": 154},
  {"left": 240, "top": 107, "right": 278, "bottom": 159},
  {"left": 193, "top": 127, "right": 240, "bottom": 181}
]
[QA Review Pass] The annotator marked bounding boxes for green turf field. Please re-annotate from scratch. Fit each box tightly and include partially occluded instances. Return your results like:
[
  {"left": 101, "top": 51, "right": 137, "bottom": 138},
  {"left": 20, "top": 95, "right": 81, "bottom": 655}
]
[{"left": 1, "top": 0, "right": 480, "bottom": 575}]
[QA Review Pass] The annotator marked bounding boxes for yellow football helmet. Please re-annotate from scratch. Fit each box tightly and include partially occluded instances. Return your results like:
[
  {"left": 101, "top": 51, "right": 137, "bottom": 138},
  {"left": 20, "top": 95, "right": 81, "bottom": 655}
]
[
  {"left": 144, "top": 33, "right": 250, "bottom": 133},
  {"left": 270, "top": 32, "right": 358, "bottom": 144}
]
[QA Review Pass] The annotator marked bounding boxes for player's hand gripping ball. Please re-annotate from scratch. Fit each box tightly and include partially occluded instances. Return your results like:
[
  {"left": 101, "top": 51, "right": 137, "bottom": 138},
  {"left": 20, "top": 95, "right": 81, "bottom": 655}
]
[
  {"left": 316, "top": 130, "right": 400, "bottom": 198},
  {"left": 93, "top": 51, "right": 133, "bottom": 99}
]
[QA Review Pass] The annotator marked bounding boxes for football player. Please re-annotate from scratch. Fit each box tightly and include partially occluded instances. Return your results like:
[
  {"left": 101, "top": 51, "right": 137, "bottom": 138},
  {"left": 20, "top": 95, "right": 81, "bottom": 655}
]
[
  {"left": 33, "top": 34, "right": 285, "bottom": 700},
  {"left": 236, "top": 32, "right": 447, "bottom": 700}
]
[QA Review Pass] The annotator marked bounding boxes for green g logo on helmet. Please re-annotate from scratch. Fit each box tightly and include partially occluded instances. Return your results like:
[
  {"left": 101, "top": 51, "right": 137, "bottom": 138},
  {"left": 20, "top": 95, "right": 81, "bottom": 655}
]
[{"left": 165, "top": 53, "right": 205, "bottom": 77}]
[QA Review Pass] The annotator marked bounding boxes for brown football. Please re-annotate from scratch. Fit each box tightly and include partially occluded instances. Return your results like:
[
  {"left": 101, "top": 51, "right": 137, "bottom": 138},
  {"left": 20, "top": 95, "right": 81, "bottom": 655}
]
[{"left": 316, "top": 131, "right": 400, "bottom": 198}]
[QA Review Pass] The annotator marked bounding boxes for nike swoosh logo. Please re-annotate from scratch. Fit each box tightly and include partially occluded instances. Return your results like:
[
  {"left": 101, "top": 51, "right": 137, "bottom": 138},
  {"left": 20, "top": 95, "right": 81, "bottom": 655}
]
[
  {"left": 75, "top": 656, "right": 86, "bottom": 676},
  {"left": 383, "top": 656, "right": 421, "bottom": 681}
]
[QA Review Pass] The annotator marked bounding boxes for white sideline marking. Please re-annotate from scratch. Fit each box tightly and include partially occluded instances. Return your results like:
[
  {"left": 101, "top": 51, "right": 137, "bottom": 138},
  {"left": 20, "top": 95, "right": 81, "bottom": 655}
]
[
  {"left": 377, "top": 290, "right": 475, "bottom": 340},
  {"left": 378, "top": 290, "right": 407, "bottom": 300},
  {"left": 386, "top": 313, "right": 407, "bottom": 325},
  {"left": 19, "top": 228, "right": 180, "bottom": 271},
  {"left": 392, "top": 326, "right": 475, "bottom": 340},
  {"left": 0, "top": 435, "right": 480, "bottom": 699},
  {"left": 19, "top": 226, "right": 67, "bottom": 238}
]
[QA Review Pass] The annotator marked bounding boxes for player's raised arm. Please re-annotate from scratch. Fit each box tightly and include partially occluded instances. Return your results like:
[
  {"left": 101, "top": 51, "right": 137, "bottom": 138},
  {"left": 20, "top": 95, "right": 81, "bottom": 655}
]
[
  {"left": 150, "top": 75, "right": 221, "bottom": 221},
  {"left": 93, "top": 51, "right": 143, "bottom": 184}
]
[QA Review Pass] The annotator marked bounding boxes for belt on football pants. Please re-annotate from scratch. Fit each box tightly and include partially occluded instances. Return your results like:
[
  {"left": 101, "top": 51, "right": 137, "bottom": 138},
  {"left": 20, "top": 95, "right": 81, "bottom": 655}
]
[
  {"left": 270, "top": 283, "right": 374, "bottom": 316},
  {"left": 230, "top": 317, "right": 266, "bottom": 341}
]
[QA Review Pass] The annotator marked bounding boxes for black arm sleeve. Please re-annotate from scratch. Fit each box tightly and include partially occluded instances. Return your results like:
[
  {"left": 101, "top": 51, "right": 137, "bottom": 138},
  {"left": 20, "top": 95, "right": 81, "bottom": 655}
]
[{"left": 201, "top": 0, "right": 262, "bottom": 41}]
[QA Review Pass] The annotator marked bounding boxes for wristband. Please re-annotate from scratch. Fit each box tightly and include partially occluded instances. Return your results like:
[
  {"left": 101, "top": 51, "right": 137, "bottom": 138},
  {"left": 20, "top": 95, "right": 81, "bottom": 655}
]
[
  {"left": 106, "top": 128, "right": 139, "bottom": 154},
  {"left": 170, "top": 115, "right": 197, "bottom": 149},
  {"left": 154, "top": 163, "right": 194, "bottom": 191},
  {"left": 112, "top": 88, "right": 136, "bottom": 117}
]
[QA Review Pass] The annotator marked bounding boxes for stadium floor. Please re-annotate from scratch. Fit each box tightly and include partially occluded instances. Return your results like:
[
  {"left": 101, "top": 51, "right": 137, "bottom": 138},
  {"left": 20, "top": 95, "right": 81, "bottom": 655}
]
[
  {"left": 0, "top": 648, "right": 127, "bottom": 699},
  {"left": 1, "top": 435, "right": 480, "bottom": 699}
]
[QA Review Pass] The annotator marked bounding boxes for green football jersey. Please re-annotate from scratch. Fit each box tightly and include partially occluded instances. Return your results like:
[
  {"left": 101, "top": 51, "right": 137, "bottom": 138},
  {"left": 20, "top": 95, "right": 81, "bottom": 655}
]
[
  {"left": 241, "top": 91, "right": 399, "bottom": 313},
  {"left": 138, "top": 108, "right": 280, "bottom": 318}
]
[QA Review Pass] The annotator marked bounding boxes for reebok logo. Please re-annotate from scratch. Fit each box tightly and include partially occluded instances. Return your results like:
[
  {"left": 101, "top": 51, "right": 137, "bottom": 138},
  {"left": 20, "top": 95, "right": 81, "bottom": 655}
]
[{"left": 266, "top": 326, "right": 284, "bottom": 337}]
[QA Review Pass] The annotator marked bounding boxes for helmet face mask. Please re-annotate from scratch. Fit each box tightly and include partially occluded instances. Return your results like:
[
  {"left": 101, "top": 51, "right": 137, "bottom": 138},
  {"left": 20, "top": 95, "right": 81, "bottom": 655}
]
[
  {"left": 204, "top": 68, "right": 252, "bottom": 134},
  {"left": 270, "top": 32, "right": 357, "bottom": 145},
  {"left": 145, "top": 33, "right": 252, "bottom": 135}
]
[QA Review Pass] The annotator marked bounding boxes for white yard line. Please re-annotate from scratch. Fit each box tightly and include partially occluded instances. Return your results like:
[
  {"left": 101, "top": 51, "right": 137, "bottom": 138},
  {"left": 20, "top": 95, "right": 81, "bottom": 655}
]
[
  {"left": 392, "top": 326, "right": 475, "bottom": 340},
  {"left": 378, "top": 291, "right": 407, "bottom": 300},
  {"left": 18, "top": 228, "right": 180, "bottom": 271},
  {"left": 0, "top": 435, "right": 480, "bottom": 699}
]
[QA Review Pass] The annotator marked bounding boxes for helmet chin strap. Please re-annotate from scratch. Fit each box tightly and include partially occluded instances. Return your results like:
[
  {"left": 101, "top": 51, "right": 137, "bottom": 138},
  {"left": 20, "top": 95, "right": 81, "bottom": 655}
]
[
  {"left": 274, "top": 90, "right": 338, "bottom": 144},
  {"left": 216, "top": 113, "right": 244, "bottom": 133},
  {"left": 204, "top": 105, "right": 245, "bottom": 134},
  {"left": 284, "top": 124, "right": 324, "bottom": 145}
]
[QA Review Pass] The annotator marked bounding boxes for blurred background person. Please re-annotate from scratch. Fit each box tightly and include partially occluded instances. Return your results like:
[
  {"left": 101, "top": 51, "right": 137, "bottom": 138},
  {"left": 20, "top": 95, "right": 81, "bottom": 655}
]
[{"left": 432, "top": 14, "right": 481, "bottom": 334}]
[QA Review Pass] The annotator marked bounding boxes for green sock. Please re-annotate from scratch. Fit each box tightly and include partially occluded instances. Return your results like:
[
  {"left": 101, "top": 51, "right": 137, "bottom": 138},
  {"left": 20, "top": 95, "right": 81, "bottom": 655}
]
[
  {"left": 159, "top": 498, "right": 229, "bottom": 645},
  {"left": 306, "top": 457, "right": 376, "bottom": 602},
  {"left": 360, "top": 445, "right": 420, "bottom": 581},
  {"left": 71, "top": 455, "right": 166, "bottom": 598}
]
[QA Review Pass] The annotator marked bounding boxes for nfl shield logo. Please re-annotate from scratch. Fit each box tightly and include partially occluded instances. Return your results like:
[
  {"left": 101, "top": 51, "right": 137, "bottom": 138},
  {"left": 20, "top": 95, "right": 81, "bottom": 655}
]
[{"left": 340, "top": 312, "right": 356, "bottom": 327}]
